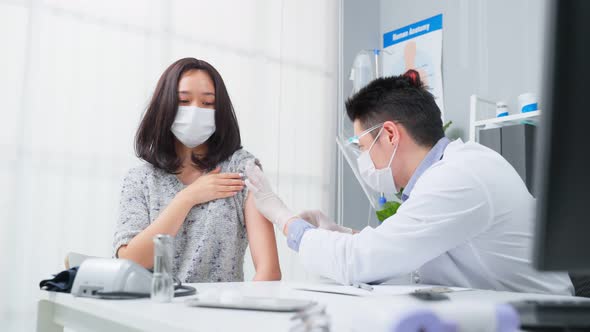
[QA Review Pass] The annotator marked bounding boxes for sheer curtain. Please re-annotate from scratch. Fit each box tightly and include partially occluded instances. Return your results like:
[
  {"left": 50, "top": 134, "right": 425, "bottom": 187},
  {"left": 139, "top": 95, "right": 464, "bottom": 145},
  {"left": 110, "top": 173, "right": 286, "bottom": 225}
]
[{"left": 0, "top": 0, "right": 338, "bottom": 328}]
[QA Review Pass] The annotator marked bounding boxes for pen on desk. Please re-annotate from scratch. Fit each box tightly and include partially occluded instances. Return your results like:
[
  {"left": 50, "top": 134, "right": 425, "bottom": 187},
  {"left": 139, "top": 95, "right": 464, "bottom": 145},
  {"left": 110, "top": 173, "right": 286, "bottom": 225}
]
[
  {"left": 414, "top": 286, "right": 453, "bottom": 294},
  {"left": 352, "top": 282, "right": 374, "bottom": 291}
]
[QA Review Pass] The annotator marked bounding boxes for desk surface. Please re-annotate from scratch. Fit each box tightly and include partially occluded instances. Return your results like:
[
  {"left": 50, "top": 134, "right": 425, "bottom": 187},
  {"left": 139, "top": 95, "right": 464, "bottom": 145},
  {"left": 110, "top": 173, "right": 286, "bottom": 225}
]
[{"left": 37, "top": 281, "right": 589, "bottom": 332}]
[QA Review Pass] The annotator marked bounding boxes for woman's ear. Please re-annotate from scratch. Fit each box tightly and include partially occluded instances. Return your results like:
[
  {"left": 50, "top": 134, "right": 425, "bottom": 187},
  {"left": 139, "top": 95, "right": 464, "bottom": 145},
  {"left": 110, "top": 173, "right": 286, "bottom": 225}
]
[{"left": 382, "top": 121, "right": 399, "bottom": 145}]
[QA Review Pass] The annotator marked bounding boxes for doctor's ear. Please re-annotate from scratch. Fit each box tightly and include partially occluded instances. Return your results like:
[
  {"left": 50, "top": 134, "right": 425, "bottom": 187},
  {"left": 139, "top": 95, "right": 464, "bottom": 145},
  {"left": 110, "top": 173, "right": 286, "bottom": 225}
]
[{"left": 381, "top": 121, "right": 399, "bottom": 145}]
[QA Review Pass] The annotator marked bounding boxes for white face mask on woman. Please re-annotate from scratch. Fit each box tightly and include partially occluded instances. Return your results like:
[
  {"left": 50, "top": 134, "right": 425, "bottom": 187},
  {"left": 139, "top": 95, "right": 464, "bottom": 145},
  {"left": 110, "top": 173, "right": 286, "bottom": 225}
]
[
  {"left": 356, "top": 126, "right": 399, "bottom": 194},
  {"left": 171, "top": 106, "right": 216, "bottom": 148}
]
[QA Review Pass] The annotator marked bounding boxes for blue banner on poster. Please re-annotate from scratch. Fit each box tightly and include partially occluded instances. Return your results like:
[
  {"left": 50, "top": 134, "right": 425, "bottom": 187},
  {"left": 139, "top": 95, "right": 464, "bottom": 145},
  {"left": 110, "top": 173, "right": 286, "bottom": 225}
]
[{"left": 383, "top": 14, "right": 443, "bottom": 48}]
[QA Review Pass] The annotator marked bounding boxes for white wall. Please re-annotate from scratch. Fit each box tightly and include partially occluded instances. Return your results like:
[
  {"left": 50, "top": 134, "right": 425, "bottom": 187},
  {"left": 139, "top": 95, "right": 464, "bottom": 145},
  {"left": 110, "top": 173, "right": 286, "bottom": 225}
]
[
  {"left": 379, "top": 0, "right": 549, "bottom": 138},
  {"left": 0, "top": 0, "right": 338, "bottom": 329}
]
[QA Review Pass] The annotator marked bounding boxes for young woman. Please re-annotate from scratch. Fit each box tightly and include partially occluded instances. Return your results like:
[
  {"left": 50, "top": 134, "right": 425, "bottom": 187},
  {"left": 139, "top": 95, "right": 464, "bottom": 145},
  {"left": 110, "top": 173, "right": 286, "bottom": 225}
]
[{"left": 113, "top": 58, "right": 281, "bottom": 282}]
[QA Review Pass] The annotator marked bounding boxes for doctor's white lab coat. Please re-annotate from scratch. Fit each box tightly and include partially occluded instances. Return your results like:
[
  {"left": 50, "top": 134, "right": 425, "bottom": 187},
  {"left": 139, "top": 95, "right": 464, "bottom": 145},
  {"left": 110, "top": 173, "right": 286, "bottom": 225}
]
[{"left": 298, "top": 139, "right": 574, "bottom": 295}]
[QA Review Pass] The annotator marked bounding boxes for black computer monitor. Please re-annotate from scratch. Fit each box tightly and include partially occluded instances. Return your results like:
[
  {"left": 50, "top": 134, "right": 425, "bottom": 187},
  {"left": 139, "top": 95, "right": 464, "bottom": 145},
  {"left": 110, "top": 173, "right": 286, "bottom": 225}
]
[{"left": 533, "top": 0, "right": 590, "bottom": 273}]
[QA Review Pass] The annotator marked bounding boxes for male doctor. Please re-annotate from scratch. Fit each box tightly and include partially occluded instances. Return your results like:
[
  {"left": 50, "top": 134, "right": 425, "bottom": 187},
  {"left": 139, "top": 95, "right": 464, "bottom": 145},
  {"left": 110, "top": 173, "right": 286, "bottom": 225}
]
[{"left": 245, "top": 71, "right": 573, "bottom": 295}]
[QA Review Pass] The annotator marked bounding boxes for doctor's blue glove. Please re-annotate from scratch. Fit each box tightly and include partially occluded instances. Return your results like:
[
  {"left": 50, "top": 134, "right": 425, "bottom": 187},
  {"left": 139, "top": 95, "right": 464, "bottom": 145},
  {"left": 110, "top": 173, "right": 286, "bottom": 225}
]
[
  {"left": 244, "top": 161, "right": 298, "bottom": 232},
  {"left": 298, "top": 210, "right": 353, "bottom": 234}
]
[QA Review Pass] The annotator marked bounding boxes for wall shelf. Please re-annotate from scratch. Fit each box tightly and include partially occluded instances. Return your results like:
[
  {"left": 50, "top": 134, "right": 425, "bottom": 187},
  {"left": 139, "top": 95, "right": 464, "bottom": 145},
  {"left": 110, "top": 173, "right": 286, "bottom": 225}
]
[{"left": 469, "top": 94, "right": 541, "bottom": 142}]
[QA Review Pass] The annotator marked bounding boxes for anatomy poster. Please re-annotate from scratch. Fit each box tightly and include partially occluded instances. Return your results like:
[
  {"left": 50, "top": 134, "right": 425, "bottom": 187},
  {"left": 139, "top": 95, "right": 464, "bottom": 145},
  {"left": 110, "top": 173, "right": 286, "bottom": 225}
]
[{"left": 382, "top": 14, "right": 444, "bottom": 116}]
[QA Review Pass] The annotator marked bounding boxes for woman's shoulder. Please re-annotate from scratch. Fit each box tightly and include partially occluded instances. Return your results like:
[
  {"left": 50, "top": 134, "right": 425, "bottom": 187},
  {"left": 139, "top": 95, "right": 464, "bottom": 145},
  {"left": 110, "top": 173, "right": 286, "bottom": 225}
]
[
  {"left": 123, "top": 162, "right": 165, "bottom": 184},
  {"left": 223, "top": 148, "right": 258, "bottom": 173},
  {"left": 231, "top": 148, "right": 256, "bottom": 163}
]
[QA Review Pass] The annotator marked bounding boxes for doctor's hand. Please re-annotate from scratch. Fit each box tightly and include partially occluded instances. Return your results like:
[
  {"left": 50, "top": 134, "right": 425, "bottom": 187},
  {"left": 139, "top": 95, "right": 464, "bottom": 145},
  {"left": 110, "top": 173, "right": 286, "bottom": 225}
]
[
  {"left": 244, "top": 162, "right": 298, "bottom": 233},
  {"left": 298, "top": 210, "right": 353, "bottom": 234}
]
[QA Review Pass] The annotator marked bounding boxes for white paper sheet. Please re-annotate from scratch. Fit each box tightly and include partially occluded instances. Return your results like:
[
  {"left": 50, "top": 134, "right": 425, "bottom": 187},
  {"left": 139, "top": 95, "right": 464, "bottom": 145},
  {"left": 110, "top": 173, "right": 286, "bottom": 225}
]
[{"left": 291, "top": 283, "right": 469, "bottom": 297}]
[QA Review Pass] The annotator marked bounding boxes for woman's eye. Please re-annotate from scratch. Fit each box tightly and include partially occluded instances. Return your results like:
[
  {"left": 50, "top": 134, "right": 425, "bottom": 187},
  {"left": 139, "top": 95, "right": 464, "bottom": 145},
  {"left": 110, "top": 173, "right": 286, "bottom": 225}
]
[
  {"left": 203, "top": 102, "right": 214, "bottom": 106},
  {"left": 178, "top": 100, "right": 189, "bottom": 104}
]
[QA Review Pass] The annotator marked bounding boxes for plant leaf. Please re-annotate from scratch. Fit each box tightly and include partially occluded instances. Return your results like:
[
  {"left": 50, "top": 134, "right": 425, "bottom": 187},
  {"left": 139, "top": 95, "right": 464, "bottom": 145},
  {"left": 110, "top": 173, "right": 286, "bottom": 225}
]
[
  {"left": 376, "top": 201, "right": 401, "bottom": 222},
  {"left": 443, "top": 120, "right": 453, "bottom": 132}
]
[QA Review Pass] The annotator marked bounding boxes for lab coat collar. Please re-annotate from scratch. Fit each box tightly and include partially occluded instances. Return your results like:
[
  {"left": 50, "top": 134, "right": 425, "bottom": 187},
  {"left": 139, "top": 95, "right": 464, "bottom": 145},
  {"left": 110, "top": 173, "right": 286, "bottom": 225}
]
[{"left": 401, "top": 137, "right": 451, "bottom": 201}]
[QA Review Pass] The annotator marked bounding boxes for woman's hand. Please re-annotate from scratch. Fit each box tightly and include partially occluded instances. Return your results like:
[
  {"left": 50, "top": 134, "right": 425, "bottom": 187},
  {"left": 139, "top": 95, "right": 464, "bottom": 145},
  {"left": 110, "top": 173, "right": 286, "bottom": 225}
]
[{"left": 178, "top": 167, "right": 244, "bottom": 206}]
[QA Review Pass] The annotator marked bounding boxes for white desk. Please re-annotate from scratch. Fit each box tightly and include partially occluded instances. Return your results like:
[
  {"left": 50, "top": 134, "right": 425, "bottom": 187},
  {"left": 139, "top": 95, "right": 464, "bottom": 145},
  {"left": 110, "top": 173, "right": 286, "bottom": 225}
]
[{"left": 37, "top": 281, "right": 588, "bottom": 332}]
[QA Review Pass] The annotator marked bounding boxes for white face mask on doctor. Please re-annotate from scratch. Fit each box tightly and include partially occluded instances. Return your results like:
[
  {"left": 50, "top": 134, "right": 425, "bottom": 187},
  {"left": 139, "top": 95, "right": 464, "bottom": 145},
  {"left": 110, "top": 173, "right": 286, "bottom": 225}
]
[
  {"left": 171, "top": 105, "right": 216, "bottom": 148},
  {"left": 356, "top": 124, "right": 399, "bottom": 194}
]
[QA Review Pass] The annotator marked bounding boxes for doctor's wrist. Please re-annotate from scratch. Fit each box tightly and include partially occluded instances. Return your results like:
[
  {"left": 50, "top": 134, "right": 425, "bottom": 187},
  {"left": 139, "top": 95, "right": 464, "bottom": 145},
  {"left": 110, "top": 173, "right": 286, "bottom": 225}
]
[{"left": 282, "top": 217, "right": 299, "bottom": 236}]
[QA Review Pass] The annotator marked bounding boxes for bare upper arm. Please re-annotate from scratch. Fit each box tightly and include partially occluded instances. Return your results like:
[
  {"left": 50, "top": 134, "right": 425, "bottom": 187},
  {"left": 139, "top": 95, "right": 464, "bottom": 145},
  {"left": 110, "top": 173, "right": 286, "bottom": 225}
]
[{"left": 244, "top": 192, "right": 281, "bottom": 279}]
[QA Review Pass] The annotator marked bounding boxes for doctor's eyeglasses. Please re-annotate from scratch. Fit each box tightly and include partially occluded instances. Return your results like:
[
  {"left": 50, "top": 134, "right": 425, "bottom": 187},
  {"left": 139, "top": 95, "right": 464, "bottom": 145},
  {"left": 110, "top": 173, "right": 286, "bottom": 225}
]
[{"left": 341, "top": 122, "right": 384, "bottom": 157}]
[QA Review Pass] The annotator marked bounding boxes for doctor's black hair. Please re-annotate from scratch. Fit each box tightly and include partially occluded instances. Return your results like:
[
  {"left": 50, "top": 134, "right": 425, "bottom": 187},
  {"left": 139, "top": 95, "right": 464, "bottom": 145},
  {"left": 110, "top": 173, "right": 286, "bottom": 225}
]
[
  {"left": 135, "top": 58, "right": 242, "bottom": 173},
  {"left": 345, "top": 69, "right": 444, "bottom": 147}
]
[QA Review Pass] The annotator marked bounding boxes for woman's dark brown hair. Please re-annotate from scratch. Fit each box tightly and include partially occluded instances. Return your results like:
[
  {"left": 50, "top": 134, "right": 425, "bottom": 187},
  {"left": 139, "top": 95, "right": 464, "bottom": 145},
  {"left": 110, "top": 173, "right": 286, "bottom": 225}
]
[{"left": 135, "top": 58, "right": 242, "bottom": 173}]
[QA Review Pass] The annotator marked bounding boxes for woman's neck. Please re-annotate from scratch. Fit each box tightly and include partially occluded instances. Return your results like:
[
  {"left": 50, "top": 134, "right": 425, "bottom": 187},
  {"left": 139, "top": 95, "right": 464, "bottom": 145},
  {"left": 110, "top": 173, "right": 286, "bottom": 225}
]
[{"left": 175, "top": 141, "right": 208, "bottom": 179}]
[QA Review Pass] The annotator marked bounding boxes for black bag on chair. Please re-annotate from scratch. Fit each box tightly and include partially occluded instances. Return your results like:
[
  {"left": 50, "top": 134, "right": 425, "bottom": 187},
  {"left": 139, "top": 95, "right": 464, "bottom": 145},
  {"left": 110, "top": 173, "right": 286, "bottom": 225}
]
[
  {"left": 39, "top": 267, "right": 78, "bottom": 293},
  {"left": 570, "top": 273, "right": 590, "bottom": 298}
]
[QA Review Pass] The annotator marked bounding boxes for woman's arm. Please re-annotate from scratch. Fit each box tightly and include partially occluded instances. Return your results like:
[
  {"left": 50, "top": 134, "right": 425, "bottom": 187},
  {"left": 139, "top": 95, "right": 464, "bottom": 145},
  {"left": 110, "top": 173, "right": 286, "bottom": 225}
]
[
  {"left": 117, "top": 168, "right": 244, "bottom": 268},
  {"left": 117, "top": 193, "right": 193, "bottom": 268},
  {"left": 244, "top": 192, "right": 282, "bottom": 281}
]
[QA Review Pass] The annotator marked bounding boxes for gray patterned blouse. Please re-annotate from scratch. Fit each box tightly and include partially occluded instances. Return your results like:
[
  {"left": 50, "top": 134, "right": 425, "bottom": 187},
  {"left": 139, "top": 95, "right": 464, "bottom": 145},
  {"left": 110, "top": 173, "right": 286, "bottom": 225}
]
[{"left": 113, "top": 149, "right": 256, "bottom": 283}]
